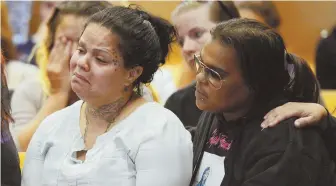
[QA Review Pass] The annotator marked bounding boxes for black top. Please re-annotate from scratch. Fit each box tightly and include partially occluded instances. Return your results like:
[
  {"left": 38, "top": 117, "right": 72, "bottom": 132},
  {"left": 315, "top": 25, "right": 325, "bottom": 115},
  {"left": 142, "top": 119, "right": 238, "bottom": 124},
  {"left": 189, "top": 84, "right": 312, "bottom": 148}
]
[
  {"left": 1, "top": 71, "right": 21, "bottom": 186},
  {"left": 164, "top": 82, "right": 202, "bottom": 133},
  {"left": 321, "top": 112, "right": 336, "bottom": 163},
  {"left": 1, "top": 129, "right": 21, "bottom": 186},
  {"left": 191, "top": 99, "right": 336, "bottom": 186},
  {"left": 193, "top": 115, "right": 234, "bottom": 186}
]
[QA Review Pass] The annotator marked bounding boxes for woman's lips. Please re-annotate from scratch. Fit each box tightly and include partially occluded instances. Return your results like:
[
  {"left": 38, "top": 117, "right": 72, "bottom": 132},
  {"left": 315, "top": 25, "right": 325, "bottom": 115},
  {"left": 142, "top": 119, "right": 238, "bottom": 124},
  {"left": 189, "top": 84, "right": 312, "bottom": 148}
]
[
  {"left": 73, "top": 72, "right": 90, "bottom": 84},
  {"left": 195, "top": 88, "right": 207, "bottom": 100}
]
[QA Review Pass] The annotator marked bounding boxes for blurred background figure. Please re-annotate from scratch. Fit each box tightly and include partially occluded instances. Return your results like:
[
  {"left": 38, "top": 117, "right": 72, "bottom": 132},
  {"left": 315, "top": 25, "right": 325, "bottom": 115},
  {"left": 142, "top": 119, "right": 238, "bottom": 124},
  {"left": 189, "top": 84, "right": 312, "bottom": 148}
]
[
  {"left": 3, "top": 1, "right": 57, "bottom": 64},
  {"left": 316, "top": 25, "right": 336, "bottom": 90},
  {"left": 31, "top": 1, "right": 58, "bottom": 44},
  {"left": 1, "top": 2, "right": 39, "bottom": 97},
  {"left": 235, "top": 1, "right": 280, "bottom": 29},
  {"left": 5, "top": 1, "right": 33, "bottom": 46}
]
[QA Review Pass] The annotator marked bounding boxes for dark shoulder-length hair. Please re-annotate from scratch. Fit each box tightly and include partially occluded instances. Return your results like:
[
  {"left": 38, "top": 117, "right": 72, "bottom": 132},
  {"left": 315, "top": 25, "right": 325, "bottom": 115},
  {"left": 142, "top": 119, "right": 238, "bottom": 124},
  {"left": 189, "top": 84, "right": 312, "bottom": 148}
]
[{"left": 212, "top": 18, "right": 319, "bottom": 104}]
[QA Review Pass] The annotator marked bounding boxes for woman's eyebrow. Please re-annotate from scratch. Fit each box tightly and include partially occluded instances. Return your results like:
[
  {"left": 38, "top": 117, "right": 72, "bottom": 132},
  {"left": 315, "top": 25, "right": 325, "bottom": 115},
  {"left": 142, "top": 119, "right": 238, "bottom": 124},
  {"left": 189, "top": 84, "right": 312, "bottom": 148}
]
[{"left": 200, "top": 49, "right": 228, "bottom": 75}]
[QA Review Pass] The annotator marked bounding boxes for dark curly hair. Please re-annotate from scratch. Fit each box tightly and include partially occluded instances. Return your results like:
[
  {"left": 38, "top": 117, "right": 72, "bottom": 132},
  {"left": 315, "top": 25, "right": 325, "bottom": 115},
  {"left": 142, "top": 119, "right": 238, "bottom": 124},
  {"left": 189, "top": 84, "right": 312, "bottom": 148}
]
[{"left": 85, "top": 5, "right": 176, "bottom": 95}]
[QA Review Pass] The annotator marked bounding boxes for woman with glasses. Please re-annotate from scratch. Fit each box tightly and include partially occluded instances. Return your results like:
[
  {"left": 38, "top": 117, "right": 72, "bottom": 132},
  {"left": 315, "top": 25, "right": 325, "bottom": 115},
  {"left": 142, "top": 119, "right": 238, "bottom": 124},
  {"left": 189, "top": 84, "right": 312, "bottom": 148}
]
[
  {"left": 194, "top": 54, "right": 226, "bottom": 91},
  {"left": 164, "top": 1, "right": 241, "bottom": 129},
  {"left": 165, "top": 0, "right": 333, "bottom": 142},
  {"left": 190, "top": 18, "right": 336, "bottom": 186}
]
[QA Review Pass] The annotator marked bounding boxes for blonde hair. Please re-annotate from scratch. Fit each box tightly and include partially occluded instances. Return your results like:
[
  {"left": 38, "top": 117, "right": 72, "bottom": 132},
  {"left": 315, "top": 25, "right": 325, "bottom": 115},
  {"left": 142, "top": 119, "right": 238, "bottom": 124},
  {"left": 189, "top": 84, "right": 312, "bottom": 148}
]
[
  {"left": 35, "top": 28, "right": 51, "bottom": 94},
  {"left": 171, "top": 1, "right": 240, "bottom": 23},
  {"left": 171, "top": 1, "right": 204, "bottom": 18}
]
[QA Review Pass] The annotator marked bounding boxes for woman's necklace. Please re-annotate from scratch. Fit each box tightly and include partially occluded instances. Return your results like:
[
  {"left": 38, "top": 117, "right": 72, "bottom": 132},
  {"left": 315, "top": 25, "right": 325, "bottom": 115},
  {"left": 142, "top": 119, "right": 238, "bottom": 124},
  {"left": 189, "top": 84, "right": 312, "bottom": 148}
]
[{"left": 83, "top": 94, "right": 133, "bottom": 147}]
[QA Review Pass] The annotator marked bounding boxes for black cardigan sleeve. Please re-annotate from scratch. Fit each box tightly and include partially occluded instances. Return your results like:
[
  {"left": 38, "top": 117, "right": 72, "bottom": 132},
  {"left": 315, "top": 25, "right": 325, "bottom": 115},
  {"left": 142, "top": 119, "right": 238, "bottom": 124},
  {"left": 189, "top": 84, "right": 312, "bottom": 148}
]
[
  {"left": 1, "top": 136, "right": 21, "bottom": 186},
  {"left": 320, "top": 113, "right": 336, "bottom": 164},
  {"left": 241, "top": 119, "right": 335, "bottom": 186}
]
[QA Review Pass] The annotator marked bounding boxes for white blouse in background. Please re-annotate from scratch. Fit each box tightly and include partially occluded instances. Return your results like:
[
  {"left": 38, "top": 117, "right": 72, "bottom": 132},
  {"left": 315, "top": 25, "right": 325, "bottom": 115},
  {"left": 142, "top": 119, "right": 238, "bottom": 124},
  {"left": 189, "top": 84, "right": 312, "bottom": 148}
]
[{"left": 22, "top": 100, "right": 193, "bottom": 186}]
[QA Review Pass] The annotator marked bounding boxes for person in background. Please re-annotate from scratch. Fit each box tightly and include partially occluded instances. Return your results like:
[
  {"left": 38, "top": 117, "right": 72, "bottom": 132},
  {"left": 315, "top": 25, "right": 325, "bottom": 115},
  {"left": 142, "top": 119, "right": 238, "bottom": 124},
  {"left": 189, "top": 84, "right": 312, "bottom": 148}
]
[
  {"left": 22, "top": 6, "right": 192, "bottom": 186},
  {"left": 164, "top": 1, "right": 240, "bottom": 129},
  {"left": 5, "top": 1, "right": 35, "bottom": 61},
  {"left": 1, "top": 2, "right": 39, "bottom": 95},
  {"left": 1, "top": 1, "right": 17, "bottom": 61},
  {"left": 10, "top": 1, "right": 112, "bottom": 151},
  {"left": 28, "top": 1, "right": 58, "bottom": 66},
  {"left": 1, "top": 52, "right": 21, "bottom": 186},
  {"left": 30, "top": 1, "right": 59, "bottom": 46},
  {"left": 235, "top": 1, "right": 280, "bottom": 29},
  {"left": 191, "top": 18, "right": 335, "bottom": 186},
  {"left": 316, "top": 25, "right": 336, "bottom": 89},
  {"left": 5, "top": 1, "right": 32, "bottom": 46}
]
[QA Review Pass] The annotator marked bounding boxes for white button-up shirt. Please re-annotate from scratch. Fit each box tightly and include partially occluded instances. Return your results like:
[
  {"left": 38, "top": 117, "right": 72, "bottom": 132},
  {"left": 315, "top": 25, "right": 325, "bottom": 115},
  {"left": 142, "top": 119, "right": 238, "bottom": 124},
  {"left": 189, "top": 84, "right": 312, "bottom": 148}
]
[{"left": 22, "top": 101, "right": 193, "bottom": 186}]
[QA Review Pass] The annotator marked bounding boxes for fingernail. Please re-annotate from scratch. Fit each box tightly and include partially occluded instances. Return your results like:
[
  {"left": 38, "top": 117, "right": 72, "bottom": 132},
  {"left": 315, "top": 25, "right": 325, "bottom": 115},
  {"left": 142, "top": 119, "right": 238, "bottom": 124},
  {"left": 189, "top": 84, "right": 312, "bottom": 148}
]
[
  {"left": 269, "top": 122, "right": 276, "bottom": 127},
  {"left": 294, "top": 121, "right": 300, "bottom": 127}
]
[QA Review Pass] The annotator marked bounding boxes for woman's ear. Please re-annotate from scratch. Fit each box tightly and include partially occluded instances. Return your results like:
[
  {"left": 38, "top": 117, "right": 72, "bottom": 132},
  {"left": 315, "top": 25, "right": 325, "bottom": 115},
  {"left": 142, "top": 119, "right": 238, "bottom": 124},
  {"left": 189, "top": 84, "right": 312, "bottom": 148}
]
[{"left": 125, "top": 66, "right": 143, "bottom": 86}]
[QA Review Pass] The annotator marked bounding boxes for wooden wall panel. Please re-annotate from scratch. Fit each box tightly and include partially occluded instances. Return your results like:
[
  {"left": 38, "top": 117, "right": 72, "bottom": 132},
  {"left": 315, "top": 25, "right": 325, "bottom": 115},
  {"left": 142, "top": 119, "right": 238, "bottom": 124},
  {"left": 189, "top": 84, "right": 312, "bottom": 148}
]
[
  {"left": 125, "top": 1, "right": 183, "bottom": 65},
  {"left": 274, "top": 1, "right": 336, "bottom": 69}
]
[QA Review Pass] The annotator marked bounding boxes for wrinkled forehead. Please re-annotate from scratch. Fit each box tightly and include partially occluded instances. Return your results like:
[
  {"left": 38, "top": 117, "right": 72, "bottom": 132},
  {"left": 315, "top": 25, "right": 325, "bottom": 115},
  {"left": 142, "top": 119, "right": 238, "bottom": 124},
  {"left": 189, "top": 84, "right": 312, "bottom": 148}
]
[
  {"left": 81, "top": 23, "right": 118, "bottom": 47},
  {"left": 201, "top": 39, "right": 239, "bottom": 72},
  {"left": 80, "top": 23, "right": 122, "bottom": 58}
]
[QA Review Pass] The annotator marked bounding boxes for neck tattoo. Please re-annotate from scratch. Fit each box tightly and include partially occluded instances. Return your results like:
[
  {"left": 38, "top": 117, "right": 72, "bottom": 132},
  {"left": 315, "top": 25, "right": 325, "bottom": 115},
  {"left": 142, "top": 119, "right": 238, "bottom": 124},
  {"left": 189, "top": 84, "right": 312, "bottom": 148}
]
[{"left": 83, "top": 94, "right": 133, "bottom": 146}]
